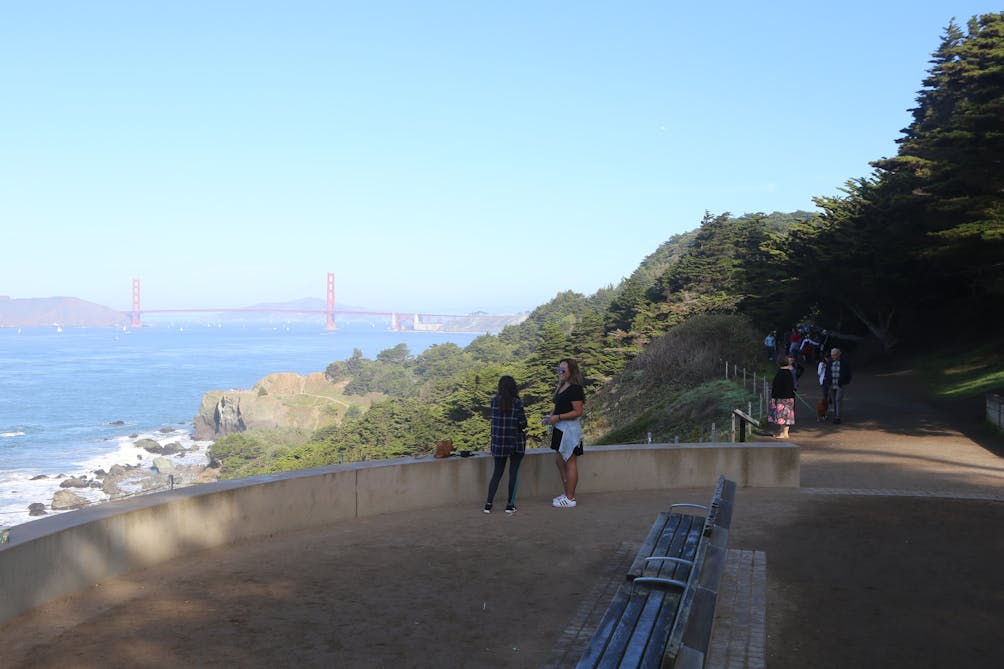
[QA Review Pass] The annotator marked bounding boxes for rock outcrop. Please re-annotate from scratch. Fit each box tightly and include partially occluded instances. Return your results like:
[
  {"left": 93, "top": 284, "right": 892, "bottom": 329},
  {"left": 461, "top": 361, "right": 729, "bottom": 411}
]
[
  {"left": 134, "top": 438, "right": 184, "bottom": 455},
  {"left": 51, "top": 490, "right": 89, "bottom": 510},
  {"left": 193, "top": 372, "right": 348, "bottom": 440},
  {"left": 59, "top": 476, "right": 91, "bottom": 489}
]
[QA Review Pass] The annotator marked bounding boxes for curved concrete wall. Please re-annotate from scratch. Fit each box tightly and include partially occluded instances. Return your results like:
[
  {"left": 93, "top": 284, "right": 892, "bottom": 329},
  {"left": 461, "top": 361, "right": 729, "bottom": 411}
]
[
  {"left": 987, "top": 392, "right": 1003, "bottom": 430},
  {"left": 0, "top": 442, "right": 798, "bottom": 623}
]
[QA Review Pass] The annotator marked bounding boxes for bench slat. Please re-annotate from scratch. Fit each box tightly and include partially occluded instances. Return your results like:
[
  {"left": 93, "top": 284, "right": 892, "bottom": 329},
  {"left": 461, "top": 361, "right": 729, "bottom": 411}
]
[
  {"left": 594, "top": 593, "right": 651, "bottom": 665},
  {"left": 577, "top": 584, "right": 635, "bottom": 667},
  {"left": 626, "top": 512, "right": 677, "bottom": 579},
  {"left": 630, "top": 513, "right": 701, "bottom": 581},
  {"left": 631, "top": 589, "right": 683, "bottom": 669}
]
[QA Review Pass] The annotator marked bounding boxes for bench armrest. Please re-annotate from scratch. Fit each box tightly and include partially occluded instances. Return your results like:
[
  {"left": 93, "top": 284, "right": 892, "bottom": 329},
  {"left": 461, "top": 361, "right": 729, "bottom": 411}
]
[
  {"left": 644, "top": 556, "right": 694, "bottom": 568},
  {"left": 633, "top": 576, "right": 689, "bottom": 590}
]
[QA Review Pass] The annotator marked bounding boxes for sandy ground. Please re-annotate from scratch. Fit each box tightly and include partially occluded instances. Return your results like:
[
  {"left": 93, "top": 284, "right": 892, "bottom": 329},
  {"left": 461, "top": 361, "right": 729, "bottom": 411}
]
[{"left": 1, "top": 368, "right": 1002, "bottom": 668}]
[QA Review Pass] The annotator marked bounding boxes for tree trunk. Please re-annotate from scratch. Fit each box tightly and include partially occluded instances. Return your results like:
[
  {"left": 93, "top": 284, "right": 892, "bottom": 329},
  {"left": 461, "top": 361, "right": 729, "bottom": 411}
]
[{"left": 846, "top": 303, "right": 899, "bottom": 352}]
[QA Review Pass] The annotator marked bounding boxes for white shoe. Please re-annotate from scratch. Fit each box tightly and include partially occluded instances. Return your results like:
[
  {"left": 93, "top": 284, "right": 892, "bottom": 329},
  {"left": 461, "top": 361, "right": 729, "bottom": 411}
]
[{"left": 553, "top": 495, "right": 577, "bottom": 508}]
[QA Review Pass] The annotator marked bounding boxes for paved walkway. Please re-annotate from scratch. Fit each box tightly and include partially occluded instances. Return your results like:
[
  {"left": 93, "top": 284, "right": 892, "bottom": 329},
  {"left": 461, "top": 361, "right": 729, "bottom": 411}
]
[{"left": 1, "top": 368, "right": 1002, "bottom": 668}]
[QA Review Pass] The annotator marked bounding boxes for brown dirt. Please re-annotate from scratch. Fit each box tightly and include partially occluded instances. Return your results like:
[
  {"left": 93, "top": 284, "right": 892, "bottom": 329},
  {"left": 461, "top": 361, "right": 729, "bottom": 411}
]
[{"left": 1, "top": 368, "right": 1002, "bottom": 668}]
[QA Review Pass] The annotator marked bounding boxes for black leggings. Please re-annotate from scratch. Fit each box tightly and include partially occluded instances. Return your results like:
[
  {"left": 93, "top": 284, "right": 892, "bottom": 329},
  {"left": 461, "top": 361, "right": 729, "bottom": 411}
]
[{"left": 486, "top": 453, "right": 524, "bottom": 505}]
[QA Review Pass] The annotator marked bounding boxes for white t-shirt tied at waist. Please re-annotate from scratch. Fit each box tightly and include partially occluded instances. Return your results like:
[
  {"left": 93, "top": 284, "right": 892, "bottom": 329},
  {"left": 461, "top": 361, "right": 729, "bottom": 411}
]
[{"left": 553, "top": 418, "right": 583, "bottom": 461}]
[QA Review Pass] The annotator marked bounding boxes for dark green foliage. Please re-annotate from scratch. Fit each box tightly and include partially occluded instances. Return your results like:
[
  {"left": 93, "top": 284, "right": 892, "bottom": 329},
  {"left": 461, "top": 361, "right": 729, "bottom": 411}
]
[
  {"left": 606, "top": 276, "right": 649, "bottom": 333},
  {"left": 650, "top": 212, "right": 774, "bottom": 326},
  {"left": 604, "top": 230, "right": 700, "bottom": 350},
  {"left": 499, "top": 290, "right": 597, "bottom": 356},
  {"left": 270, "top": 397, "right": 449, "bottom": 471},
  {"left": 569, "top": 312, "right": 621, "bottom": 381},
  {"left": 465, "top": 334, "right": 517, "bottom": 364},
  {"left": 324, "top": 348, "right": 362, "bottom": 382},
  {"left": 326, "top": 344, "right": 418, "bottom": 397},
  {"left": 413, "top": 343, "right": 471, "bottom": 385},
  {"left": 376, "top": 343, "right": 411, "bottom": 364},
  {"left": 210, "top": 432, "right": 292, "bottom": 479}
]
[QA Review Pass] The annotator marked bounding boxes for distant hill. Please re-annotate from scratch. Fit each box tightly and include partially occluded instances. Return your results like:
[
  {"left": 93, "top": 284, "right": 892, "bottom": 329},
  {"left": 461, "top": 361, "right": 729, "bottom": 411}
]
[
  {"left": 0, "top": 296, "right": 129, "bottom": 328},
  {"left": 215, "top": 298, "right": 368, "bottom": 324}
]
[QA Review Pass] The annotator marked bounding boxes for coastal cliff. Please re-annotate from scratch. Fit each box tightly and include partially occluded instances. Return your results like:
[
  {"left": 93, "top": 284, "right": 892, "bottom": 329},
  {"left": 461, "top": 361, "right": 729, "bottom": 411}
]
[{"left": 193, "top": 372, "right": 353, "bottom": 440}]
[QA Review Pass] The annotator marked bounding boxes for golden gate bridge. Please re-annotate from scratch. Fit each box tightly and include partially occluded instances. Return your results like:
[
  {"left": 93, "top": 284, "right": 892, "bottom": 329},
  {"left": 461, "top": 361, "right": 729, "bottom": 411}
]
[{"left": 130, "top": 273, "right": 469, "bottom": 332}]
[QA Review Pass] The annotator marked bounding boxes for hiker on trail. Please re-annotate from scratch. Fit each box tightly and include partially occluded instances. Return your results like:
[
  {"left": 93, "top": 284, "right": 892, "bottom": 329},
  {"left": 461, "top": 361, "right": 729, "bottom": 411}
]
[
  {"left": 817, "top": 351, "right": 831, "bottom": 398},
  {"left": 815, "top": 351, "right": 832, "bottom": 421},
  {"left": 819, "top": 330, "right": 832, "bottom": 359},
  {"left": 770, "top": 356, "right": 796, "bottom": 439},
  {"left": 484, "top": 375, "right": 528, "bottom": 514},
  {"left": 764, "top": 331, "right": 777, "bottom": 360},
  {"left": 800, "top": 335, "right": 820, "bottom": 362},
  {"left": 824, "top": 348, "right": 852, "bottom": 424},
  {"left": 788, "top": 329, "right": 802, "bottom": 357}
]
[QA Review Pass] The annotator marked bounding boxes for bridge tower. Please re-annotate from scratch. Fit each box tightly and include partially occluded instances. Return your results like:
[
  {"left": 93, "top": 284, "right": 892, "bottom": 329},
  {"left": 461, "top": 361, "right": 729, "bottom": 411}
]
[
  {"left": 390, "top": 312, "right": 398, "bottom": 331},
  {"left": 325, "top": 272, "right": 336, "bottom": 331},
  {"left": 131, "top": 279, "right": 142, "bottom": 328}
]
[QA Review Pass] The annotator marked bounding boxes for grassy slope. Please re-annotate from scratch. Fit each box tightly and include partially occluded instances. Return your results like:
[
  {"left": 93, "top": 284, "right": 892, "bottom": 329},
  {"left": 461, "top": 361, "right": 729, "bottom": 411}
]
[{"left": 909, "top": 342, "right": 1004, "bottom": 399}]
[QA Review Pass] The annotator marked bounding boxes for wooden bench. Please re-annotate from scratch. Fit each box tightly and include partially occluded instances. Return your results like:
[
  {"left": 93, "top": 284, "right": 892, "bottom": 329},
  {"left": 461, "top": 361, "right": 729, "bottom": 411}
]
[{"left": 576, "top": 475, "right": 737, "bottom": 669}]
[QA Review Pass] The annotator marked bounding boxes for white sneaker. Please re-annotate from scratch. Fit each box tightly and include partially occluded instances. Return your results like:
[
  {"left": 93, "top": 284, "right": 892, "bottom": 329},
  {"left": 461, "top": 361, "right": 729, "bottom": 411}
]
[{"left": 553, "top": 495, "right": 577, "bottom": 508}]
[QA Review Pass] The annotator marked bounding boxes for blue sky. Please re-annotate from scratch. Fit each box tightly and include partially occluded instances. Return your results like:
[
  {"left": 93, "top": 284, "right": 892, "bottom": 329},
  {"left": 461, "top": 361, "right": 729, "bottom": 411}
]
[{"left": 1, "top": 1, "right": 997, "bottom": 314}]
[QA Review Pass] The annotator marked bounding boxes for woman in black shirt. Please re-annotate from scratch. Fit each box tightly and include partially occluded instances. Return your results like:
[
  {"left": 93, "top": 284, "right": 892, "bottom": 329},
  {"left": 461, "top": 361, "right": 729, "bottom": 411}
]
[
  {"left": 545, "top": 358, "right": 585, "bottom": 507},
  {"left": 770, "top": 356, "right": 796, "bottom": 439}
]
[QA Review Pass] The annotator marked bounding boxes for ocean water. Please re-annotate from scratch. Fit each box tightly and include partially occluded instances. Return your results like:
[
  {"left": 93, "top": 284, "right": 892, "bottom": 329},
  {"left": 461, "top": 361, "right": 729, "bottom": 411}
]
[{"left": 0, "top": 322, "right": 477, "bottom": 528}]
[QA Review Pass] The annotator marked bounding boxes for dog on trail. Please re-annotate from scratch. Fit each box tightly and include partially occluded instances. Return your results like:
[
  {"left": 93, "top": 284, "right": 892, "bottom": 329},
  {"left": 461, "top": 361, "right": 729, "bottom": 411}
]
[{"left": 816, "top": 397, "right": 828, "bottom": 422}]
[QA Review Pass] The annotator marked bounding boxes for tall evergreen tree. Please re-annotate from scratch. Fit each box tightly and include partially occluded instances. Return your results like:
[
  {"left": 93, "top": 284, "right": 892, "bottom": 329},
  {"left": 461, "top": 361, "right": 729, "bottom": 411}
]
[{"left": 872, "top": 13, "right": 1004, "bottom": 311}]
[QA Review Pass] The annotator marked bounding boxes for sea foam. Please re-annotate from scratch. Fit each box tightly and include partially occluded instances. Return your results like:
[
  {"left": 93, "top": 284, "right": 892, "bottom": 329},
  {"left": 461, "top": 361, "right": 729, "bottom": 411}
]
[{"left": 0, "top": 429, "right": 211, "bottom": 530}]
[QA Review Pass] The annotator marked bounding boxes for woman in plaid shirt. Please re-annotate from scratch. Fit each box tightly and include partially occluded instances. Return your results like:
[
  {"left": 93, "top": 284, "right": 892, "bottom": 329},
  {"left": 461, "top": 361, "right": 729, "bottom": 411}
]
[{"left": 484, "top": 375, "right": 528, "bottom": 514}]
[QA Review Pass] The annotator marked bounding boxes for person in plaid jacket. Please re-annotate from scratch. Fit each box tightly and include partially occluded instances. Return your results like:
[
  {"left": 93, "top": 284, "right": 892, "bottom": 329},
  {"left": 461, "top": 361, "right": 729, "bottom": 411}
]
[{"left": 483, "top": 375, "right": 528, "bottom": 514}]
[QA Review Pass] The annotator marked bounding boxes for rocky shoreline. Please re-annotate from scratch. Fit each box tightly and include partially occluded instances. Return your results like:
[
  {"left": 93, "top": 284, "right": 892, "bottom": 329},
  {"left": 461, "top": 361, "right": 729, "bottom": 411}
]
[
  {"left": 11, "top": 430, "right": 219, "bottom": 526},
  {"left": 8, "top": 370, "right": 350, "bottom": 529}
]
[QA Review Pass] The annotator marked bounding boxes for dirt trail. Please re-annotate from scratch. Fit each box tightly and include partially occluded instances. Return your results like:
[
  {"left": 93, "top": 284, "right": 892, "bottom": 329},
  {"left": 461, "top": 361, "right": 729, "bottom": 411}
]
[{"left": 740, "top": 367, "right": 1004, "bottom": 669}]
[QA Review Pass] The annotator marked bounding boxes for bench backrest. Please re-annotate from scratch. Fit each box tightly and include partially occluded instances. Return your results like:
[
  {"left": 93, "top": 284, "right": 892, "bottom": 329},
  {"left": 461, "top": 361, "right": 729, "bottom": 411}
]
[{"left": 666, "top": 476, "right": 736, "bottom": 666}]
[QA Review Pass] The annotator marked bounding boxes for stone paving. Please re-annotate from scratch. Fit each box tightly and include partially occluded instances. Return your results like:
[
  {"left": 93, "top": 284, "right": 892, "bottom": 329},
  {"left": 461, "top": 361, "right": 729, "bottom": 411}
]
[{"left": 707, "top": 550, "right": 767, "bottom": 669}]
